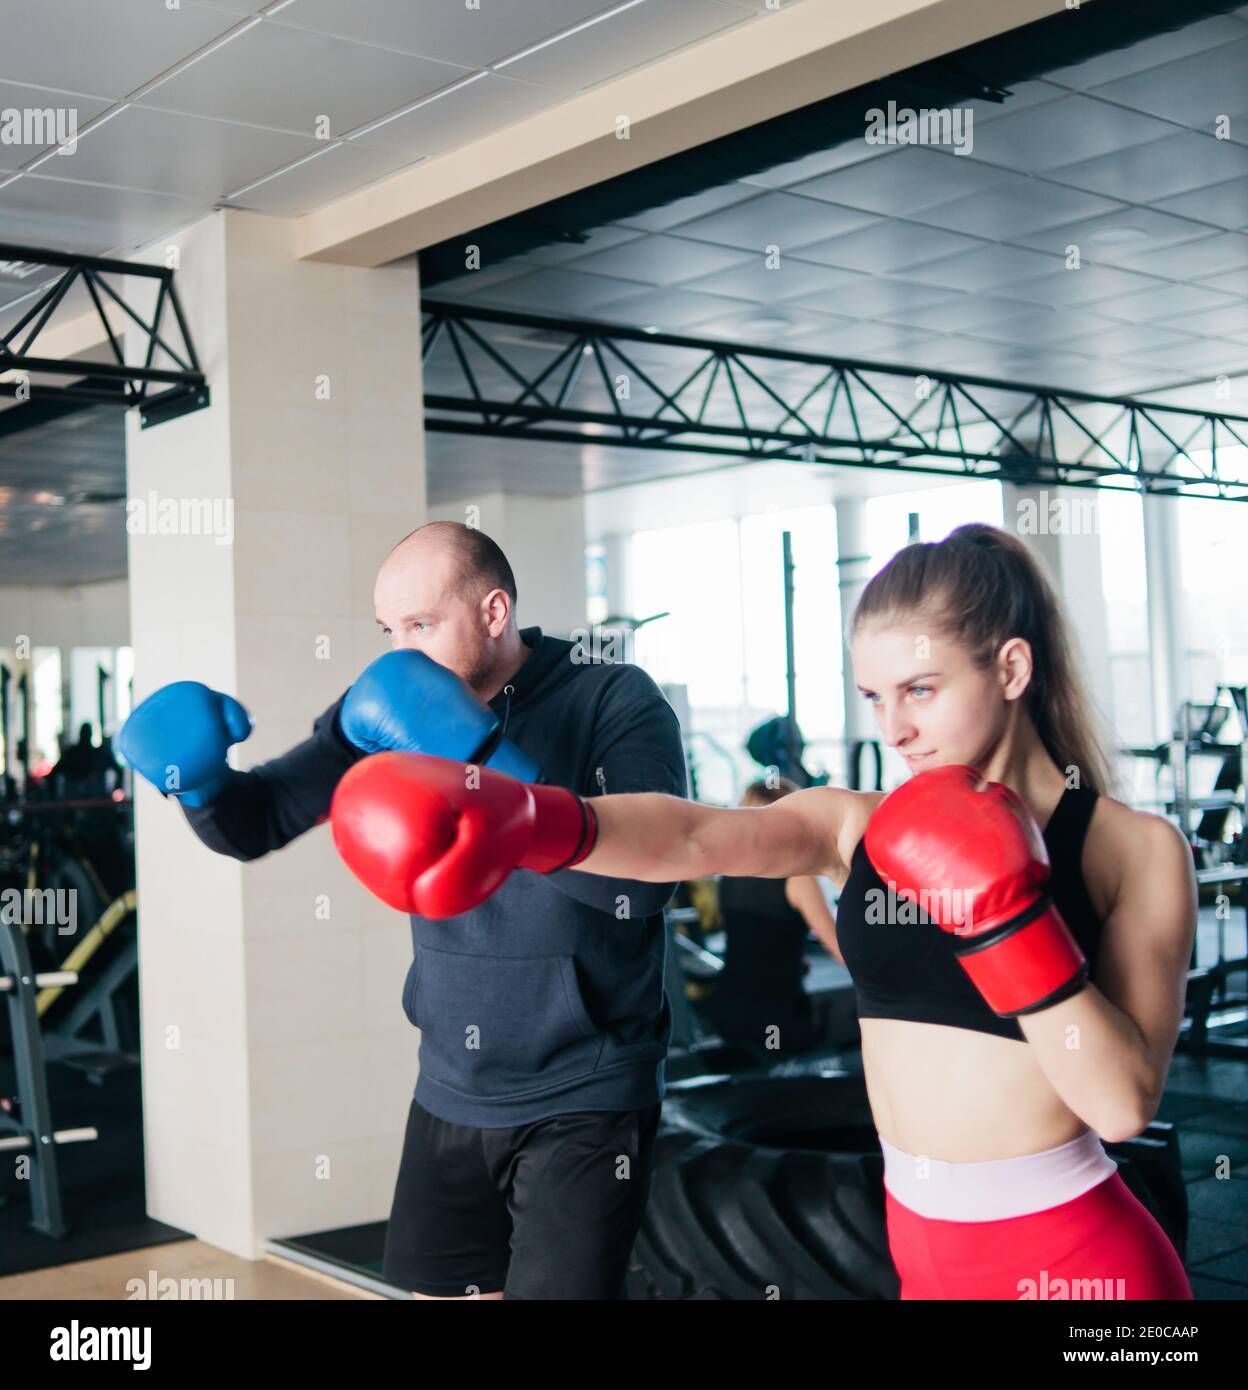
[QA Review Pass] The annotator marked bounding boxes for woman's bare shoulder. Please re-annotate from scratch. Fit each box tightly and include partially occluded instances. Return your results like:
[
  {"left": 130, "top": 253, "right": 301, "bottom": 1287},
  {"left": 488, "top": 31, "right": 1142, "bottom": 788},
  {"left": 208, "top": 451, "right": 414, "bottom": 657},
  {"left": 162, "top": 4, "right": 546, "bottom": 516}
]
[
  {"left": 1085, "top": 793, "right": 1191, "bottom": 919},
  {"left": 825, "top": 787, "right": 886, "bottom": 881},
  {"left": 766, "top": 785, "right": 884, "bottom": 880}
]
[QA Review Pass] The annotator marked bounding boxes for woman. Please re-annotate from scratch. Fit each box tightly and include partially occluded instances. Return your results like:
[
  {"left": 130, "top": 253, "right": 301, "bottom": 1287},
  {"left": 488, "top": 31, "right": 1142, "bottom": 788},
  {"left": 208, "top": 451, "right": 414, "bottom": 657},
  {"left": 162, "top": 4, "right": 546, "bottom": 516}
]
[
  {"left": 334, "top": 523, "right": 1196, "bottom": 1300},
  {"left": 703, "top": 777, "right": 840, "bottom": 1057}
]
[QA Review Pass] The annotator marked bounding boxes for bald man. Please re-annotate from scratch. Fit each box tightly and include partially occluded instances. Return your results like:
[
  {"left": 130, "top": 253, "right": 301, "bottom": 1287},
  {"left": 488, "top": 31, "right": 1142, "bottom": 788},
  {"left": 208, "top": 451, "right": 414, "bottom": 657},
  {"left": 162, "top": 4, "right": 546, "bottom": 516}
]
[{"left": 142, "top": 523, "right": 688, "bottom": 1300}]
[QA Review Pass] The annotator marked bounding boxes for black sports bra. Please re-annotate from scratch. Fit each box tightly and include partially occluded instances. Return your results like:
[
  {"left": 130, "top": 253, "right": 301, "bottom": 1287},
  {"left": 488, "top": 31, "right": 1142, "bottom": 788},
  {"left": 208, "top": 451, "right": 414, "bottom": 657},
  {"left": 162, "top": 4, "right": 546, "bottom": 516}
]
[{"left": 836, "top": 785, "right": 1103, "bottom": 1042}]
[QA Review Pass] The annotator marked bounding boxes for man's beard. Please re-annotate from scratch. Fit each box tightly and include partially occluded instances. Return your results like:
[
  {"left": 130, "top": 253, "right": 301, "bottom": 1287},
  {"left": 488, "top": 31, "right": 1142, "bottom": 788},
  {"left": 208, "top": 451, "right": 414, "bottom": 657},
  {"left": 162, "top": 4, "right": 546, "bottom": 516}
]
[{"left": 458, "top": 637, "right": 498, "bottom": 698}]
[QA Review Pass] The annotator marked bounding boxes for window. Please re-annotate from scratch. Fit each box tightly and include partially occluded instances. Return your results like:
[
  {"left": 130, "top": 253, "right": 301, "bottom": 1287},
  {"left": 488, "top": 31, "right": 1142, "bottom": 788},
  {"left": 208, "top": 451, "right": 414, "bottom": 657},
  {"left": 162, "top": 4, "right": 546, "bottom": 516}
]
[{"left": 1098, "top": 488, "right": 1153, "bottom": 748}]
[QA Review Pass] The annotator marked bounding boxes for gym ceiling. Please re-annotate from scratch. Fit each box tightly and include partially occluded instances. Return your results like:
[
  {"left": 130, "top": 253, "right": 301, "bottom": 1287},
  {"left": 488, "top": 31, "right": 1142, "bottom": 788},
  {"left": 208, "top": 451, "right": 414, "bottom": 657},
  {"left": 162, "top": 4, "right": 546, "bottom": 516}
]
[{"left": 1, "top": 0, "right": 1247, "bottom": 582}]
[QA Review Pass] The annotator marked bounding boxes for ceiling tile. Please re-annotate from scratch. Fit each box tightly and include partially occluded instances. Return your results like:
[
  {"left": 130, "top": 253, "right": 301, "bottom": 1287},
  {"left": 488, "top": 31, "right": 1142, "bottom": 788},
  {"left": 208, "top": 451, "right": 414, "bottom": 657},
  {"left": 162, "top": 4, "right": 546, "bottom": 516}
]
[
  {"left": 1043, "top": 15, "right": 1247, "bottom": 90},
  {"left": 454, "top": 267, "right": 660, "bottom": 314},
  {"left": 1153, "top": 302, "right": 1248, "bottom": 342},
  {"left": 1152, "top": 176, "right": 1248, "bottom": 230},
  {"left": 498, "top": 0, "right": 751, "bottom": 92},
  {"left": 1089, "top": 37, "right": 1248, "bottom": 129},
  {"left": 958, "top": 307, "right": 1130, "bottom": 346},
  {"left": 1194, "top": 267, "right": 1248, "bottom": 296},
  {"left": 0, "top": 172, "right": 203, "bottom": 255},
  {"left": 520, "top": 225, "right": 645, "bottom": 267},
  {"left": 227, "top": 141, "right": 425, "bottom": 214},
  {"left": 564, "top": 233, "right": 752, "bottom": 285},
  {"left": 1000, "top": 264, "right": 1169, "bottom": 306},
  {"left": 1124, "top": 338, "right": 1248, "bottom": 372},
  {"left": 425, "top": 261, "right": 543, "bottom": 298},
  {"left": 791, "top": 320, "right": 942, "bottom": 366},
  {"left": 1049, "top": 132, "right": 1248, "bottom": 204},
  {"left": 588, "top": 285, "right": 761, "bottom": 330},
  {"left": 878, "top": 294, "right": 1051, "bottom": 334},
  {"left": 0, "top": 0, "right": 238, "bottom": 100},
  {"left": 960, "top": 94, "right": 1176, "bottom": 174},
  {"left": 900, "top": 244, "right": 1064, "bottom": 292},
  {"left": 1091, "top": 282, "right": 1242, "bottom": 322},
  {"left": 1118, "top": 231, "right": 1248, "bottom": 280},
  {"left": 673, "top": 191, "right": 876, "bottom": 252},
  {"left": 137, "top": 19, "right": 468, "bottom": 136},
  {"left": 795, "top": 220, "right": 984, "bottom": 273},
  {"left": 915, "top": 175, "right": 1122, "bottom": 239},
  {"left": 51, "top": 104, "right": 322, "bottom": 199},
  {"left": 680, "top": 257, "right": 865, "bottom": 304},
  {"left": 0, "top": 81, "right": 113, "bottom": 169},
  {"left": 272, "top": 0, "right": 626, "bottom": 67},
  {"left": 346, "top": 72, "right": 567, "bottom": 160},
  {"left": 617, "top": 182, "right": 759, "bottom": 232},
  {"left": 738, "top": 139, "right": 889, "bottom": 191},
  {"left": 957, "top": 79, "right": 1069, "bottom": 125},
  {"left": 1051, "top": 323, "right": 1204, "bottom": 358},
  {"left": 798, "top": 277, "right": 960, "bottom": 319},
  {"left": 689, "top": 306, "right": 857, "bottom": 348},
  {"left": 1010, "top": 206, "right": 1216, "bottom": 259},
  {"left": 792, "top": 147, "right": 1013, "bottom": 217}
]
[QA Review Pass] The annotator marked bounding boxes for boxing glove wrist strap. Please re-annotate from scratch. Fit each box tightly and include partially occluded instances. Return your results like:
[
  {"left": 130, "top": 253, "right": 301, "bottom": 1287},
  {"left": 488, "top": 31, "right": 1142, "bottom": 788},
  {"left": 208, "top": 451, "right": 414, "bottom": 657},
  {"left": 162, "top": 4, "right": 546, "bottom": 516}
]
[
  {"left": 521, "top": 787, "right": 599, "bottom": 874},
  {"left": 952, "top": 898, "right": 1088, "bottom": 1018}
]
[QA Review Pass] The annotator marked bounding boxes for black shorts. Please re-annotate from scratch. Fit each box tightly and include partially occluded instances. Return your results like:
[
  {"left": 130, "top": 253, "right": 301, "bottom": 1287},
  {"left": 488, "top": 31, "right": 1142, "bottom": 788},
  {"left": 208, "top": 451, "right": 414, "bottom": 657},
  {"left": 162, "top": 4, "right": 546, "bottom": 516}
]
[{"left": 382, "top": 1100, "right": 662, "bottom": 1299}]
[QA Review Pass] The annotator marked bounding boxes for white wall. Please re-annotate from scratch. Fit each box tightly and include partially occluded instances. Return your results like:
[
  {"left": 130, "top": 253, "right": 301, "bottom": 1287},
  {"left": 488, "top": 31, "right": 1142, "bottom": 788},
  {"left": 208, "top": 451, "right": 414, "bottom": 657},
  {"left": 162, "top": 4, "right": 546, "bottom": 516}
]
[{"left": 0, "top": 578, "right": 129, "bottom": 647}]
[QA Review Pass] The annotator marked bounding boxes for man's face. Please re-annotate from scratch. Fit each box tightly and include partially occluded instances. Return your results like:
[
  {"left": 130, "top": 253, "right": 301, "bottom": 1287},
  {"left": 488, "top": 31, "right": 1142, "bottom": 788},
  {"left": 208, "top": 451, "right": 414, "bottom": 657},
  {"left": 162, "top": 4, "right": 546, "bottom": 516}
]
[
  {"left": 373, "top": 546, "right": 494, "bottom": 692},
  {"left": 851, "top": 622, "right": 1013, "bottom": 775}
]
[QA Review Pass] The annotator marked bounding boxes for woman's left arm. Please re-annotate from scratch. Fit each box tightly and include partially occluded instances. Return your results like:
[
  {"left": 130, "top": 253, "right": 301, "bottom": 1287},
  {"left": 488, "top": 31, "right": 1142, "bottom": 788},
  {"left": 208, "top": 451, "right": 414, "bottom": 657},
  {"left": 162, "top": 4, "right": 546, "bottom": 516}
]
[{"left": 1018, "top": 813, "right": 1197, "bottom": 1143}]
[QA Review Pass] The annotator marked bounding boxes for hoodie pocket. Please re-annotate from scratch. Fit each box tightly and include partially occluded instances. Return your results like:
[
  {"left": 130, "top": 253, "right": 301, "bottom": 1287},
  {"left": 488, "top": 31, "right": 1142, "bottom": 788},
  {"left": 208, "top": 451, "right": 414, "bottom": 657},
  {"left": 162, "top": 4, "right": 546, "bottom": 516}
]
[{"left": 413, "top": 944, "right": 603, "bottom": 1097}]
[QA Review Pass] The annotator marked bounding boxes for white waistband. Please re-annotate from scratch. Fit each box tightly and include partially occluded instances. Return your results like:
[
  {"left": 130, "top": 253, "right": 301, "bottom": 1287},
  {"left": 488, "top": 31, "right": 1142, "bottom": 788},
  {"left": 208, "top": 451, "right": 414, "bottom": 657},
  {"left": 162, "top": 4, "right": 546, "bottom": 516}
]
[{"left": 880, "top": 1130, "right": 1118, "bottom": 1222}]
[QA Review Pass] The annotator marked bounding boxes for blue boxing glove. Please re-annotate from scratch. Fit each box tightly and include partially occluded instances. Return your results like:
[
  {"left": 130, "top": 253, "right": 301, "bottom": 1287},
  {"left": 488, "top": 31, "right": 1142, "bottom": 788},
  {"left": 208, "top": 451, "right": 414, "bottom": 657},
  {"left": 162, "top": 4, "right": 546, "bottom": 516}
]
[
  {"left": 118, "top": 681, "right": 252, "bottom": 808},
  {"left": 340, "top": 650, "right": 540, "bottom": 781}
]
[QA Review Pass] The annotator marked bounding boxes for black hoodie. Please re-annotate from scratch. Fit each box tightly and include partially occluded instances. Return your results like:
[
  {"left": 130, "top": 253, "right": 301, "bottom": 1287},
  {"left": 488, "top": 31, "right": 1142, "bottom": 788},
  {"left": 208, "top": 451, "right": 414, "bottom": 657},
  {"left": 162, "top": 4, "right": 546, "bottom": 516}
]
[{"left": 182, "top": 627, "right": 688, "bottom": 1125}]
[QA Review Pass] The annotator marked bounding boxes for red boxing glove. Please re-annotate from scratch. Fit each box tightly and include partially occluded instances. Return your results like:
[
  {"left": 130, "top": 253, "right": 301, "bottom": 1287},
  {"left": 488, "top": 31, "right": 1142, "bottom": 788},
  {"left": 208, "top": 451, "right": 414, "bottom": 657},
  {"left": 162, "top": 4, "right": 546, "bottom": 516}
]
[
  {"left": 330, "top": 752, "right": 598, "bottom": 918},
  {"left": 864, "top": 764, "right": 1087, "bottom": 1017}
]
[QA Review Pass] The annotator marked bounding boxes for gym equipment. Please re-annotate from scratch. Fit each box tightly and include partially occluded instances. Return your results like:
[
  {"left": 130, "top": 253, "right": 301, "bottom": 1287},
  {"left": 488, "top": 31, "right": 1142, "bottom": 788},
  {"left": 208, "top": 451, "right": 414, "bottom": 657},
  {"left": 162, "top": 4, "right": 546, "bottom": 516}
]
[
  {"left": 627, "top": 1073, "right": 1188, "bottom": 1300},
  {"left": 0, "top": 787, "right": 139, "bottom": 1073},
  {"left": 1122, "top": 689, "right": 1248, "bottom": 1059},
  {"left": 1172, "top": 688, "right": 1248, "bottom": 1059},
  {"left": 628, "top": 1073, "right": 897, "bottom": 1300},
  {"left": 0, "top": 912, "right": 99, "bottom": 1237}
]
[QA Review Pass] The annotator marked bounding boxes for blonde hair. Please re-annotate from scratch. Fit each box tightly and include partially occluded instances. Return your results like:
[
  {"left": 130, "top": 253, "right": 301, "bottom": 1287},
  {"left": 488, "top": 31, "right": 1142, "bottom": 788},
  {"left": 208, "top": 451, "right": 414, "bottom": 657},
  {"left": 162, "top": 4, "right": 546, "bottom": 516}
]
[{"left": 850, "top": 523, "right": 1118, "bottom": 797}]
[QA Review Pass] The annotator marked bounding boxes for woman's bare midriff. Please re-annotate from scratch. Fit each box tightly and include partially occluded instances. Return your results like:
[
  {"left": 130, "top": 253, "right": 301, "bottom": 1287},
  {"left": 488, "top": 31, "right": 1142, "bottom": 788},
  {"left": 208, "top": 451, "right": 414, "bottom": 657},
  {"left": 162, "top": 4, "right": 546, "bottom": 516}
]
[
  {"left": 832, "top": 789, "right": 1119, "bottom": 1163},
  {"left": 859, "top": 1017, "right": 1089, "bottom": 1161}
]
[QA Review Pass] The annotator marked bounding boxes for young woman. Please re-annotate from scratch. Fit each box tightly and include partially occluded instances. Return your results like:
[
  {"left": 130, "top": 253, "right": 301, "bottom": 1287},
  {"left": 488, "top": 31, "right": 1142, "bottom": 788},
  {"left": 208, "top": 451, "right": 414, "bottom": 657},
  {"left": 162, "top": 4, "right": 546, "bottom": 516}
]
[{"left": 333, "top": 522, "right": 1197, "bottom": 1300}]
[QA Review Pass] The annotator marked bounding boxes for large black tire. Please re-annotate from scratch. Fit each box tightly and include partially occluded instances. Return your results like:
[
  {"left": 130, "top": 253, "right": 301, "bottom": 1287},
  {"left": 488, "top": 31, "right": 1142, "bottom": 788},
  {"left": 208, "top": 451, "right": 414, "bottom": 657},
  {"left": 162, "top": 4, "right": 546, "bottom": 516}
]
[
  {"left": 630, "top": 1074, "right": 898, "bottom": 1300},
  {"left": 630, "top": 1074, "right": 1189, "bottom": 1299}
]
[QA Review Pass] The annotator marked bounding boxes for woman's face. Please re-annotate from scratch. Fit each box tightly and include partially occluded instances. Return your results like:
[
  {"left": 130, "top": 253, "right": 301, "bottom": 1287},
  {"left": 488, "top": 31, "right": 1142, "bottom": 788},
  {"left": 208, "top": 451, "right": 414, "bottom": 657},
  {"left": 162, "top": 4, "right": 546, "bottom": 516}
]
[{"left": 851, "top": 622, "right": 1023, "bottom": 774}]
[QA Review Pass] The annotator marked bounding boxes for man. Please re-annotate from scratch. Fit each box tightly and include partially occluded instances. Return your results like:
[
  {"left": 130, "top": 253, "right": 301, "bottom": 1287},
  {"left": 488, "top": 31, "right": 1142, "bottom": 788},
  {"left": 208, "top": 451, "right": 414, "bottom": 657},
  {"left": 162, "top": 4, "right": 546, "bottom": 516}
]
[{"left": 120, "top": 522, "right": 687, "bottom": 1300}]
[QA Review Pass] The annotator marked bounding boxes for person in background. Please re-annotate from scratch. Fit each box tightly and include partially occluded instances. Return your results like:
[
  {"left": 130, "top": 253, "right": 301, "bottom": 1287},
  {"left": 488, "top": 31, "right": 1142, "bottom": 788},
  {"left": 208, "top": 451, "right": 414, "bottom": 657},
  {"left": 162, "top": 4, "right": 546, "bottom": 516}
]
[{"left": 702, "top": 776, "right": 841, "bottom": 1056}]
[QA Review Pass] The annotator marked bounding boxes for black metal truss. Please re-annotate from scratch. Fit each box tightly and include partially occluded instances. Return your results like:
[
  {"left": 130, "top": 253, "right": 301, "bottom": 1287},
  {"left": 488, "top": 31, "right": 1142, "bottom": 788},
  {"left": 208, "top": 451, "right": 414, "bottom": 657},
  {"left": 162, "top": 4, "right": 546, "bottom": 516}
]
[
  {"left": 0, "top": 243, "right": 208, "bottom": 430},
  {"left": 422, "top": 301, "right": 1248, "bottom": 502}
]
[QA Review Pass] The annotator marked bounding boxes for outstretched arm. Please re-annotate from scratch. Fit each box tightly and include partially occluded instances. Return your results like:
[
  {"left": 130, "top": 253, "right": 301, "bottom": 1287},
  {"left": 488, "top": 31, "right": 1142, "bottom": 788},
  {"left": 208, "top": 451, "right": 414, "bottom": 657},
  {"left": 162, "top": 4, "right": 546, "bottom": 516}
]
[
  {"left": 184, "top": 698, "right": 357, "bottom": 861},
  {"left": 579, "top": 784, "right": 854, "bottom": 883}
]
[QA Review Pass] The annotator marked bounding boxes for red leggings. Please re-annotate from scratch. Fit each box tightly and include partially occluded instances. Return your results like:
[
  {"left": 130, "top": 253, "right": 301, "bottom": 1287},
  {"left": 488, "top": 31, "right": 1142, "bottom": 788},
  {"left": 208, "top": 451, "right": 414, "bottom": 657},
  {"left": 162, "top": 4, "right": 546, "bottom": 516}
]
[{"left": 885, "top": 1172, "right": 1192, "bottom": 1300}]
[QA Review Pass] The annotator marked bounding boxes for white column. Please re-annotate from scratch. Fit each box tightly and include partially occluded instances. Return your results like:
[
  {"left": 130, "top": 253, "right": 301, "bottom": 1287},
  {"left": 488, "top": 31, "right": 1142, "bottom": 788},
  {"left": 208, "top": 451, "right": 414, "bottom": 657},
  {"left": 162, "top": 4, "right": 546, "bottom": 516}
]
[
  {"left": 835, "top": 495, "right": 873, "bottom": 784},
  {"left": 125, "top": 209, "right": 425, "bottom": 1257},
  {"left": 1141, "top": 491, "right": 1187, "bottom": 741}
]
